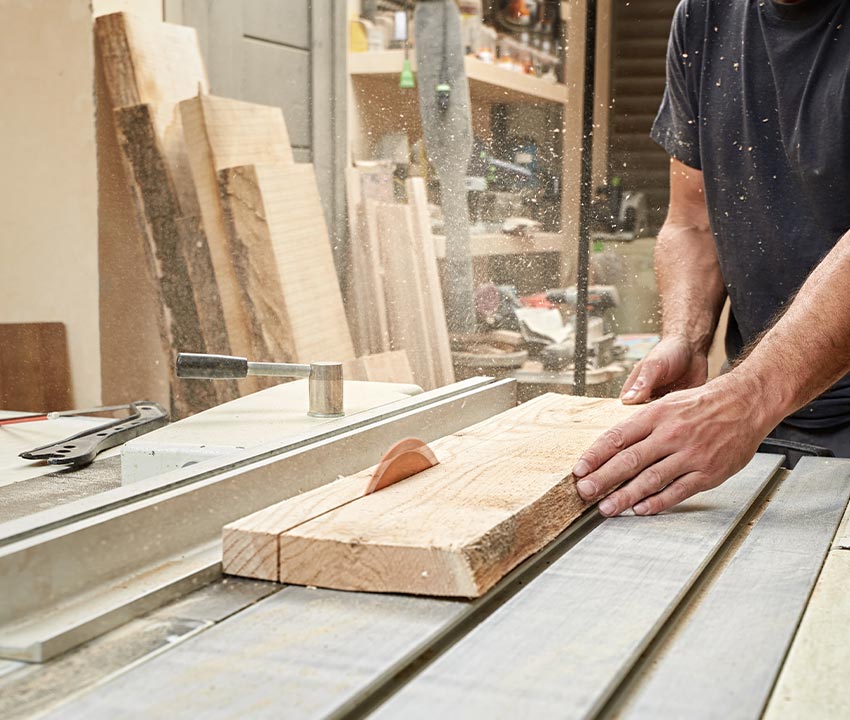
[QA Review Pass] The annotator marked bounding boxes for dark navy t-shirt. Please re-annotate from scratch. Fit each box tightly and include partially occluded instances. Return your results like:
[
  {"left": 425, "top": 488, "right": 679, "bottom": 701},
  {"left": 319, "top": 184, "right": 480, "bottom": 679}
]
[{"left": 651, "top": 0, "right": 850, "bottom": 428}]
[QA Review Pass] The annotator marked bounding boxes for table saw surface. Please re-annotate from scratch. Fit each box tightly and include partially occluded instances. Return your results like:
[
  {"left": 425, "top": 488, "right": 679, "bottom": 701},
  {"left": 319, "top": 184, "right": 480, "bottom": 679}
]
[{"left": 3, "top": 452, "right": 849, "bottom": 720}]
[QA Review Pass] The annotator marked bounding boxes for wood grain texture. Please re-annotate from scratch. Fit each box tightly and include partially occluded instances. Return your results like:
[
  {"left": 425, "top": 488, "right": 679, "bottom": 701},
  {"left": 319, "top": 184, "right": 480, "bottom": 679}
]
[
  {"left": 222, "top": 393, "right": 548, "bottom": 582},
  {"left": 405, "top": 178, "right": 455, "bottom": 388},
  {"left": 180, "top": 93, "right": 295, "bottom": 387},
  {"left": 218, "top": 163, "right": 355, "bottom": 364},
  {"left": 0, "top": 323, "right": 72, "bottom": 412},
  {"left": 345, "top": 167, "right": 391, "bottom": 356},
  {"left": 375, "top": 203, "right": 439, "bottom": 390},
  {"left": 344, "top": 171, "right": 372, "bottom": 357},
  {"left": 619, "top": 457, "right": 850, "bottom": 720},
  {"left": 371, "top": 454, "right": 783, "bottom": 720},
  {"left": 223, "top": 472, "right": 375, "bottom": 582},
  {"left": 96, "top": 50, "right": 171, "bottom": 412},
  {"left": 95, "top": 12, "right": 236, "bottom": 416},
  {"left": 343, "top": 351, "right": 415, "bottom": 385},
  {"left": 113, "top": 104, "right": 221, "bottom": 416},
  {"left": 225, "top": 395, "right": 642, "bottom": 596}
]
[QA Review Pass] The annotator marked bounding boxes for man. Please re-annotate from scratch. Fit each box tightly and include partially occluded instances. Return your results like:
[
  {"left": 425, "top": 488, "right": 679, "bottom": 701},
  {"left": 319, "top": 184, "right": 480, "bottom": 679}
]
[{"left": 572, "top": 0, "right": 850, "bottom": 517}]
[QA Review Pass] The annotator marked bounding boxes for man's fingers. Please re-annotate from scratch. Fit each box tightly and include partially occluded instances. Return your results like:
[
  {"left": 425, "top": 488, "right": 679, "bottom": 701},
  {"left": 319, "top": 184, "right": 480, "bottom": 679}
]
[
  {"left": 571, "top": 417, "right": 652, "bottom": 483},
  {"left": 597, "top": 454, "right": 687, "bottom": 516},
  {"left": 574, "top": 435, "right": 662, "bottom": 502},
  {"left": 619, "top": 363, "right": 643, "bottom": 400},
  {"left": 632, "top": 471, "right": 707, "bottom": 515},
  {"left": 621, "top": 357, "right": 669, "bottom": 404}
]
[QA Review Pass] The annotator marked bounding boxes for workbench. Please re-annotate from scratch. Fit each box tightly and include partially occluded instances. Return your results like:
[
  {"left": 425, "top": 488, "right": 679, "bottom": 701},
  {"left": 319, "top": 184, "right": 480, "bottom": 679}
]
[{"left": 1, "top": 378, "right": 848, "bottom": 719}]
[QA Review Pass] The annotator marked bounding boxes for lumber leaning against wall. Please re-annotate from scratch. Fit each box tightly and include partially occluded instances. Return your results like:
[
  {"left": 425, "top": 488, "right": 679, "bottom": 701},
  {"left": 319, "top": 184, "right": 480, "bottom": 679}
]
[
  {"left": 345, "top": 166, "right": 393, "bottom": 356},
  {"left": 405, "top": 177, "right": 455, "bottom": 388},
  {"left": 343, "top": 350, "right": 415, "bottom": 385},
  {"left": 218, "top": 163, "right": 356, "bottom": 365},
  {"left": 375, "top": 203, "right": 440, "bottom": 390},
  {"left": 181, "top": 93, "right": 297, "bottom": 389},
  {"left": 95, "top": 12, "right": 237, "bottom": 416}
]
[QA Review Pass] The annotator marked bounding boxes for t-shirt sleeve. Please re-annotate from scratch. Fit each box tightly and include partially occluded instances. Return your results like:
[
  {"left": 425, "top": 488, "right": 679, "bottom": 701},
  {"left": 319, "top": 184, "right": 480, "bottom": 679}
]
[{"left": 650, "top": 0, "right": 702, "bottom": 169}]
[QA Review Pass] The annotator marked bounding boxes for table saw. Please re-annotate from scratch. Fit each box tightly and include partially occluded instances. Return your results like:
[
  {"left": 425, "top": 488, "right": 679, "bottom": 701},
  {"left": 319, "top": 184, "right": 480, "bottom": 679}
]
[{"left": 1, "top": 376, "right": 849, "bottom": 719}]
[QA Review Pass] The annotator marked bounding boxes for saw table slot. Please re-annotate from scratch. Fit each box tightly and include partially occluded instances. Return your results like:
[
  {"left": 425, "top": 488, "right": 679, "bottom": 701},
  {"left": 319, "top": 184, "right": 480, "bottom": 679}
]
[
  {"left": 367, "top": 454, "right": 782, "bottom": 719},
  {"left": 614, "top": 456, "right": 850, "bottom": 720},
  {"left": 40, "top": 455, "right": 784, "bottom": 720}
]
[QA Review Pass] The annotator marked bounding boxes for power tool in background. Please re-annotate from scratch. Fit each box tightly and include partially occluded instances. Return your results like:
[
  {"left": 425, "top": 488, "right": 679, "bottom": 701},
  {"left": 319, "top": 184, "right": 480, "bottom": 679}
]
[{"left": 473, "top": 282, "right": 622, "bottom": 370}]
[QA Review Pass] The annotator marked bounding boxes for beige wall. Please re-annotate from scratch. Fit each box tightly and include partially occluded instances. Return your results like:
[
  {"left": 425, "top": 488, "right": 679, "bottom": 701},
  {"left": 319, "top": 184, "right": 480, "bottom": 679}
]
[
  {"left": 0, "top": 0, "right": 161, "bottom": 409},
  {"left": 93, "top": 0, "right": 162, "bottom": 21}
]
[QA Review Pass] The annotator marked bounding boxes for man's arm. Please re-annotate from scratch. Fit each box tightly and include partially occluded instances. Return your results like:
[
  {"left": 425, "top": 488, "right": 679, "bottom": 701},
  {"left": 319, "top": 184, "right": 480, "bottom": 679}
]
[
  {"left": 619, "top": 159, "right": 727, "bottom": 403},
  {"left": 573, "top": 226, "right": 850, "bottom": 517}
]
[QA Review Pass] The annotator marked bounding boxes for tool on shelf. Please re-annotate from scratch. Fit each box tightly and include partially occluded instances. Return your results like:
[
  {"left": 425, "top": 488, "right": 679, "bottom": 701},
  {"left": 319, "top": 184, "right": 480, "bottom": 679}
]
[
  {"left": 19, "top": 401, "right": 168, "bottom": 468},
  {"left": 176, "top": 353, "right": 344, "bottom": 418}
]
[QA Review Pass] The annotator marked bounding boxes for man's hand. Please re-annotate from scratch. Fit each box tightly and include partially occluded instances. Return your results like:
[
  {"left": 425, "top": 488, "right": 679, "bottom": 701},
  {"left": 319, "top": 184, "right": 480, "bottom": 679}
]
[
  {"left": 573, "top": 374, "right": 774, "bottom": 517},
  {"left": 620, "top": 334, "right": 709, "bottom": 404}
]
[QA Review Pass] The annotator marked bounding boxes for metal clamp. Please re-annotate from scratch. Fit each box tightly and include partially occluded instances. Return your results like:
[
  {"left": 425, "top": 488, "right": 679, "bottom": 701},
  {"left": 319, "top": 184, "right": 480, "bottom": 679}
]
[{"left": 176, "top": 353, "right": 344, "bottom": 418}]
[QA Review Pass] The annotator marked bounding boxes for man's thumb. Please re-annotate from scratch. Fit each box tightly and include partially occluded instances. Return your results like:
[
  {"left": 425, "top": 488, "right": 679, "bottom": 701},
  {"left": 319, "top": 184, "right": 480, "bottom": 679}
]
[{"left": 621, "top": 360, "right": 664, "bottom": 404}]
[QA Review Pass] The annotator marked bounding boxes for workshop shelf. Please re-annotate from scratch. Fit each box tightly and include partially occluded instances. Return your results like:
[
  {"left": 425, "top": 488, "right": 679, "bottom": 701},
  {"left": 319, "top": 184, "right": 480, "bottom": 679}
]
[
  {"left": 348, "top": 50, "right": 568, "bottom": 106},
  {"left": 432, "top": 231, "right": 564, "bottom": 259}
]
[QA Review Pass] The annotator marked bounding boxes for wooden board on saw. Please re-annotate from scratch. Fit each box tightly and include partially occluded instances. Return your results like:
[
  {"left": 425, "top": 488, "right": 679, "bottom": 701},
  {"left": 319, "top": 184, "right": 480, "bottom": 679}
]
[
  {"left": 95, "top": 12, "right": 236, "bottom": 416},
  {"left": 345, "top": 167, "right": 390, "bottom": 356},
  {"left": 218, "top": 163, "right": 355, "bottom": 364},
  {"left": 180, "top": 94, "right": 295, "bottom": 388},
  {"left": 222, "top": 394, "right": 640, "bottom": 596},
  {"left": 343, "top": 351, "right": 415, "bottom": 385},
  {"left": 0, "top": 323, "right": 72, "bottom": 412}
]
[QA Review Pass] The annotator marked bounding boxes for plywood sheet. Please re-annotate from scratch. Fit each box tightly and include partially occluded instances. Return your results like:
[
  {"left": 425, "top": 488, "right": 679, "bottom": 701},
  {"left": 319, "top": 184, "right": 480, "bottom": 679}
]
[
  {"left": 224, "top": 395, "right": 640, "bottom": 595},
  {"left": 218, "top": 163, "right": 355, "bottom": 364}
]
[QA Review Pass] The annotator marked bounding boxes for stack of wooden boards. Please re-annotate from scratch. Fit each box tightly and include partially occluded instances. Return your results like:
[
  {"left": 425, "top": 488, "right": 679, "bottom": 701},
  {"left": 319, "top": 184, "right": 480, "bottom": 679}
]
[
  {"left": 222, "top": 394, "right": 638, "bottom": 597},
  {"left": 346, "top": 168, "right": 455, "bottom": 391},
  {"left": 96, "top": 12, "right": 374, "bottom": 417}
]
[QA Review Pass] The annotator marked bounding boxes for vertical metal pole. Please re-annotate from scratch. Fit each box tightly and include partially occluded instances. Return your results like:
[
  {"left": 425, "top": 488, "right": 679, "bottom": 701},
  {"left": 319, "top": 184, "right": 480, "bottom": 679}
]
[{"left": 573, "top": 0, "right": 597, "bottom": 396}]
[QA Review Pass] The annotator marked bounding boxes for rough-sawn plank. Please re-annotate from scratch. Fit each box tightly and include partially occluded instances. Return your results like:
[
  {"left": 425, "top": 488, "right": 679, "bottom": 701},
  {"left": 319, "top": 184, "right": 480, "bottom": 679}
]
[
  {"left": 218, "top": 163, "right": 355, "bottom": 365},
  {"left": 95, "top": 12, "right": 236, "bottom": 415},
  {"left": 223, "top": 394, "right": 640, "bottom": 596},
  {"left": 180, "top": 94, "right": 295, "bottom": 391}
]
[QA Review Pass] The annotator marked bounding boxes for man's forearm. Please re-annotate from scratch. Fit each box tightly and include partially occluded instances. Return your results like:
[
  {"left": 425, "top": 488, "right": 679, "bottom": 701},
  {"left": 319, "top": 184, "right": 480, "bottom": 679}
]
[
  {"left": 729, "top": 228, "right": 850, "bottom": 429},
  {"left": 655, "top": 217, "right": 727, "bottom": 355}
]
